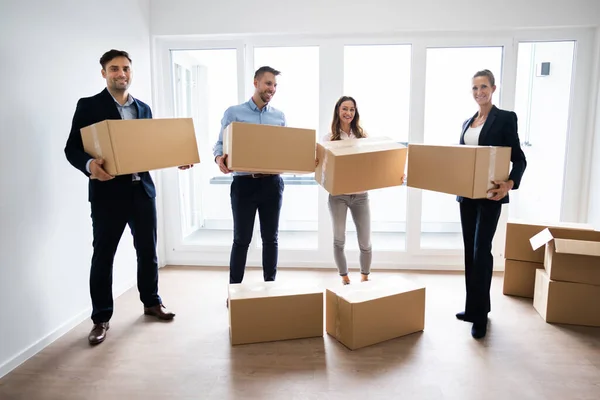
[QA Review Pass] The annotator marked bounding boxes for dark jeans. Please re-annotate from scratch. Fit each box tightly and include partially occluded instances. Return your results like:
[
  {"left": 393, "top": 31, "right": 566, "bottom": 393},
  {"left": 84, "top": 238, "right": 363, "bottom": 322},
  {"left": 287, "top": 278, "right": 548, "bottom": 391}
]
[
  {"left": 459, "top": 198, "right": 502, "bottom": 322},
  {"left": 89, "top": 182, "right": 161, "bottom": 323},
  {"left": 229, "top": 174, "right": 284, "bottom": 284}
]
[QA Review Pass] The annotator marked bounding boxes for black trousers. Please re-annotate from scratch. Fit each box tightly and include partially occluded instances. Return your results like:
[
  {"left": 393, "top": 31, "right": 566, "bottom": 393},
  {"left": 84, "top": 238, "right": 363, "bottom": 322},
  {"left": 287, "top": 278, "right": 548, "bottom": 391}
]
[
  {"left": 229, "top": 175, "right": 284, "bottom": 284},
  {"left": 89, "top": 182, "right": 161, "bottom": 323},
  {"left": 459, "top": 198, "right": 502, "bottom": 322}
]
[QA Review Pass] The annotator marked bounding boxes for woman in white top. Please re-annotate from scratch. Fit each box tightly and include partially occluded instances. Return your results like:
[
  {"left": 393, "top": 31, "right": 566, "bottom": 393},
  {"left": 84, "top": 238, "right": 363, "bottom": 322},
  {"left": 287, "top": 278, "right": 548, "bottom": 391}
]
[
  {"left": 319, "top": 96, "right": 372, "bottom": 285},
  {"left": 456, "top": 69, "right": 527, "bottom": 339}
]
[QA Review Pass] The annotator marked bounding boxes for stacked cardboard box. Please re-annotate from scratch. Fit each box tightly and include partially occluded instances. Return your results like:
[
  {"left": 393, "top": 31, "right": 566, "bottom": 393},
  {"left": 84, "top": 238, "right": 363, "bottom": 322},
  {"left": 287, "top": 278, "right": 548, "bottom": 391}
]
[
  {"left": 531, "top": 228, "right": 600, "bottom": 327},
  {"left": 502, "top": 221, "right": 594, "bottom": 298}
]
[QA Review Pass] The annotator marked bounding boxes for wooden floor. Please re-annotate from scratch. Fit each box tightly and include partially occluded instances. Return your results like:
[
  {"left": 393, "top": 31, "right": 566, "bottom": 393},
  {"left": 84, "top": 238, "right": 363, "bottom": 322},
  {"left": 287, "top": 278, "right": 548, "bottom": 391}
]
[{"left": 1, "top": 266, "right": 600, "bottom": 400}]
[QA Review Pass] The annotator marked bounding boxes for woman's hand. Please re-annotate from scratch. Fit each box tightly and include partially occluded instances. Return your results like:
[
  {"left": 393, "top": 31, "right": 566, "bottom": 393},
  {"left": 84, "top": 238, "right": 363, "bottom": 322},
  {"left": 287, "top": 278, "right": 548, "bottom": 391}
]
[{"left": 488, "top": 180, "right": 514, "bottom": 201}]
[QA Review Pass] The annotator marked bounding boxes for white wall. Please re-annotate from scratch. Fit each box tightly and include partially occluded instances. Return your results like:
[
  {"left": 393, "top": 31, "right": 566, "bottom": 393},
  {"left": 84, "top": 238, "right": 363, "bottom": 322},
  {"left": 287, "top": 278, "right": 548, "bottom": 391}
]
[
  {"left": 588, "top": 28, "right": 600, "bottom": 229},
  {"left": 150, "top": 0, "right": 600, "bottom": 36},
  {"left": 0, "top": 0, "right": 152, "bottom": 378}
]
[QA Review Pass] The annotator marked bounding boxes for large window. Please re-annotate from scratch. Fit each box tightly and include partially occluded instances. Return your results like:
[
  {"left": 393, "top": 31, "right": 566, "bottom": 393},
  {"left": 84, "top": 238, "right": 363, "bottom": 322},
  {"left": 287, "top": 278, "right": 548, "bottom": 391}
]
[
  {"left": 420, "top": 47, "right": 504, "bottom": 249},
  {"left": 157, "top": 30, "right": 590, "bottom": 269},
  {"left": 253, "top": 46, "right": 320, "bottom": 249},
  {"left": 171, "top": 49, "right": 239, "bottom": 246},
  {"left": 343, "top": 44, "right": 412, "bottom": 251},
  {"left": 512, "top": 41, "right": 575, "bottom": 223}
]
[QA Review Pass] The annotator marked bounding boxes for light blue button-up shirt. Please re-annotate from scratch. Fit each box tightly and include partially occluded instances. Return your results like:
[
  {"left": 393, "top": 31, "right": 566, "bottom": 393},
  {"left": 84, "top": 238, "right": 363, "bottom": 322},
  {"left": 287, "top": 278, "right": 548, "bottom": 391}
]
[
  {"left": 86, "top": 93, "right": 140, "bottom": 180},
  {"left": 213, "top": 98, "right": 286, "bottom": 176}
]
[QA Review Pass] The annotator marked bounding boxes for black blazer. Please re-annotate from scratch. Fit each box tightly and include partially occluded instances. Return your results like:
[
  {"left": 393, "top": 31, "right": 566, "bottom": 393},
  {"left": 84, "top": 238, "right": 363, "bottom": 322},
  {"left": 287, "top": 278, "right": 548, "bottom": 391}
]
[
  {"left": 458, "top": 105, "right": 527, "bottom": 204},
  {"left": 64, "top": 88, "right": 156, "bottom": 202}
]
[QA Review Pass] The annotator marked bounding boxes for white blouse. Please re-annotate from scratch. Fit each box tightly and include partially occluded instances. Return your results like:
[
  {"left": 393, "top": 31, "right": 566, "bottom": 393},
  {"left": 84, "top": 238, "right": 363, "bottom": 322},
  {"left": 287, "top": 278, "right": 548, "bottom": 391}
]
[
  {"left": 463, "top": 124, "right": 483, "bottom": 146},
  {"left": 320, "top": 130, "right": 357, "bottom": 142}
]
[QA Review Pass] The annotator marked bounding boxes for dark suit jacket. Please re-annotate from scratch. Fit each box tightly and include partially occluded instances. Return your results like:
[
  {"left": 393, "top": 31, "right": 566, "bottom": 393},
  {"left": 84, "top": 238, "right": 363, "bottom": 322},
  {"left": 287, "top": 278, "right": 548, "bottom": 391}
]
[
  {"left": 458, "top": 105, "right": 527, "bottom": 204},
  {"left": 64, "top": 88, "right": 156, "bottom": 202}
]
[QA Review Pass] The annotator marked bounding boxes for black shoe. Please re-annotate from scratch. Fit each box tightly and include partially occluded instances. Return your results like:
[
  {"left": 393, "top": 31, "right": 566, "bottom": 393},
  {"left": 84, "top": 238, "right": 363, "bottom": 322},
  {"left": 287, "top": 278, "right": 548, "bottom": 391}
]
[
  {"left": 455, "top": 311, "right": 474, "bottom": 322},
  {"left": 471, "top": 321, "right": 488, "bottom": 339}
]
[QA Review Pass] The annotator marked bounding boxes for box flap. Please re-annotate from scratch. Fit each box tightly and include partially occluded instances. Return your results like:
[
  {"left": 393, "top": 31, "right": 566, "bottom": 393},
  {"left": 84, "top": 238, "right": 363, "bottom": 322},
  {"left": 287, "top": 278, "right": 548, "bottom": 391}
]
[
  {"left": 529, "top": 228, "right": 555, "bottom": 251},
  {"left": 554, "top": 239, "right": 600, "bottom": 257}
]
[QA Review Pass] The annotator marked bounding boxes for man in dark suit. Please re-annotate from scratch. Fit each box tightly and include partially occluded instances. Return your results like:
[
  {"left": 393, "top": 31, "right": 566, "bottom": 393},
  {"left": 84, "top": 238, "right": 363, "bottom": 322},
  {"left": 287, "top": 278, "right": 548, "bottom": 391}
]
[{"left": 65, "top": 49, "right": 186, "bottom": 345}]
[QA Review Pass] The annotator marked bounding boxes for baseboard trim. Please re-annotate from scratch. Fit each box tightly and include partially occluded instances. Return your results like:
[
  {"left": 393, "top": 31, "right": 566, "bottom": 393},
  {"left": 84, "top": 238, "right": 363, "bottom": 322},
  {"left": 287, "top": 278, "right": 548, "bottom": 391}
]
[{"left": 0, "top": 279, "right": 136, "bottom": 380}]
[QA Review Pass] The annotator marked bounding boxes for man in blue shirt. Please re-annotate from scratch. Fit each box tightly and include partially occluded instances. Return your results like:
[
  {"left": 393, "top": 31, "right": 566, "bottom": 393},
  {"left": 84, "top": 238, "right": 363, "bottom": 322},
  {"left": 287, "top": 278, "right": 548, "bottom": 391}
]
[{"left": 213, "top": 66, "right": 286, "bottom": 286}]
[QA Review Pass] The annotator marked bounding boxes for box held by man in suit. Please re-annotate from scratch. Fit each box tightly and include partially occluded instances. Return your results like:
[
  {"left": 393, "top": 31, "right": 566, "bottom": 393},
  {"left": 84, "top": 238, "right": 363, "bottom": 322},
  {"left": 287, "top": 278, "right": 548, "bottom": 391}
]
[{"left": 80, "top": 118, "right": 200, "bottom": 176}]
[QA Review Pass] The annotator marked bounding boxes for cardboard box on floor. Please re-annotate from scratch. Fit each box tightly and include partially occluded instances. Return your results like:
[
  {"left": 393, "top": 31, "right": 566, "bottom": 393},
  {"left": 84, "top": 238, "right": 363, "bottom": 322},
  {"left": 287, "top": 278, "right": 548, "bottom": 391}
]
[
  {"left": 326, "top": 278, "right": 425, "bottom": 350},
  {"left": 315, "top": 137, "right": 407, "bottom": 195},
  {"left": 80, "top": 118, "right": 200, "bottom": 176},
  {"left": 228, "top": 281, "right": 323, "bottom": 345},
  {"left": 406, "top": 144, "right": 511, "bottom": 199},
  {"left": 502, "top": 221, "right": 595, "bottom": 298},
  {"left": 533, "top": 269, "right": 600, "bottom": 327},
  {"left": 530, "top": 228, "right": 600, "bottom": 286},
  {"left": 503, "top": 259, "right": 543, "bottom": 298},
  {"left": 224, "top": 122, "right": 316, "bottom": 174}
]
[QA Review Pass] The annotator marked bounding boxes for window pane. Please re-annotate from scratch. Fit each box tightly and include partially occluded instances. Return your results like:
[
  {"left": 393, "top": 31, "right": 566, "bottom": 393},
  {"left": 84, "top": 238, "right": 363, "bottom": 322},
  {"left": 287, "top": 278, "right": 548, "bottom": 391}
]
[
  {"left": 254, "top": 46, "right": 320, "bottom": 249},
  {"left": 343, "top": 44, "right": 411, "bottom": 250},
  {"left": 421, "top": 47, "right": 503, "bottom": 249},
  {"left": 171, "top": 49, "right": 238, "bottom": 246},
  {"left": 512, "top": 41, "right": 575, "bottom": 222}
]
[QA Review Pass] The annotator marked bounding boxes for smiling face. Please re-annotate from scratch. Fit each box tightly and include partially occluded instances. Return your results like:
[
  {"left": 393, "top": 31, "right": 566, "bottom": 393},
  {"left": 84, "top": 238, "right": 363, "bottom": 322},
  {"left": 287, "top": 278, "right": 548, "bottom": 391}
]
[
  {"left": 101, "top": 56, "right": 132, "bottom": 92},
  {"left": 338, "top": 100, "right": 356, "bottom": 126},
  {"left": 254, "top": 72, "right": 277, "bottom": 104},
  {"left": 472, "top": 75, "right": 495, "bottom": 107}
]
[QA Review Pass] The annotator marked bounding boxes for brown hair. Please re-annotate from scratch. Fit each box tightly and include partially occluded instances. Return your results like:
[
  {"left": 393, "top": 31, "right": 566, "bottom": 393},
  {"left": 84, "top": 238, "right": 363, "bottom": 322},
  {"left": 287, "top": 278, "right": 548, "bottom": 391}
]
[
  {"left": 330, "top": 96, "right": 365, "bottom": 141},
  {"left": 99, "top": 49, "right": 132, "bottom": 69},
  {"left": 473, "top": 69, "right": 496, "bottom": 86},
  {"left": 254, "top": 66, "right": 281, "bottom": 80}
]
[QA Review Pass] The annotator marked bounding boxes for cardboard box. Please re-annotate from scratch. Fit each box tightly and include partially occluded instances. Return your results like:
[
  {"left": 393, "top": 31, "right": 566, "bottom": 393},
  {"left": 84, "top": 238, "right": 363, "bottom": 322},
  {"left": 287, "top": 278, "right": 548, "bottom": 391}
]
[
  {"left": 80, "top": 118, "right": 200, "bottom": 176},
  {"left": 325, "top": 278, "right": 425, "bottom": 350},
  {"left": 406, "top": 144, "right": 511, "bottom": 199},
  {"left": 228, "top": 281, "right": 323, "bottom": 345},
  {"left": 224, "top": 122, "right": 316, "bottom": 174},
  {"left": 533, "top": 269, "right": 600, "bottom": 327},
  {"left": 530, "top": 228, "right": 600, "bottom": 286},
  {"left": 315, "top": 137, "right": 407, "bottom": 195},
  {"left": 505, "top": 220, "right": 594, "bottom": 263},
  {"left": 502, "top": 259, "right": 543, "bottom": 298}
]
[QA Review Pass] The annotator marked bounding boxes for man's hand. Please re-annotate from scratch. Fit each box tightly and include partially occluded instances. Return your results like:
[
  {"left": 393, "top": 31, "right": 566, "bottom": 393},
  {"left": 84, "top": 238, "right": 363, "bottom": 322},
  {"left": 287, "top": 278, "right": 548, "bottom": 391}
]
[
  {"left": 216, "top": 155, "right": 231, "bottom": 174},
  {"left": 488, "top": 180, "right": 514, "bottom": 201},
  {"left": 90, "top": 159, "right": 114, "bottom": 181},
  {"left": 178, "top": 165, "right": 194, "bottom": 170}
]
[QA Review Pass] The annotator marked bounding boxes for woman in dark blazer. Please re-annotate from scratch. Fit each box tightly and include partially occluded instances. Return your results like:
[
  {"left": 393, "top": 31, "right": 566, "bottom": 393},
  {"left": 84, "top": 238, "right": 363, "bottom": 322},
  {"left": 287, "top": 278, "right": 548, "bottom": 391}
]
[{"left": 456, "top": 69, "right": 527, "bottom": 339}]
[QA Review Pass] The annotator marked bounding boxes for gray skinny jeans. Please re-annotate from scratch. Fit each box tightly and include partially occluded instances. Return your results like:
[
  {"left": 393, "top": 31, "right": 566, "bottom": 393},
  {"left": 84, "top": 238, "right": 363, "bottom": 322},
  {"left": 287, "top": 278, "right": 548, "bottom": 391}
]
[{"left": 327, "top": 193, "right": 372, "bottom": 276}]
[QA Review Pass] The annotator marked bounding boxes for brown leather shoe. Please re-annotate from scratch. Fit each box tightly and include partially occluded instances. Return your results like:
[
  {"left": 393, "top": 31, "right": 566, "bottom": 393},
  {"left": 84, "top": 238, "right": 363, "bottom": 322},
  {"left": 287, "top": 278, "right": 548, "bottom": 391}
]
[
  {"left": 88, "top": 322, "right": 109, "bottom": 345},
  {"left": 144, "top": 304, "right": 175, "bottom": 320}
]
